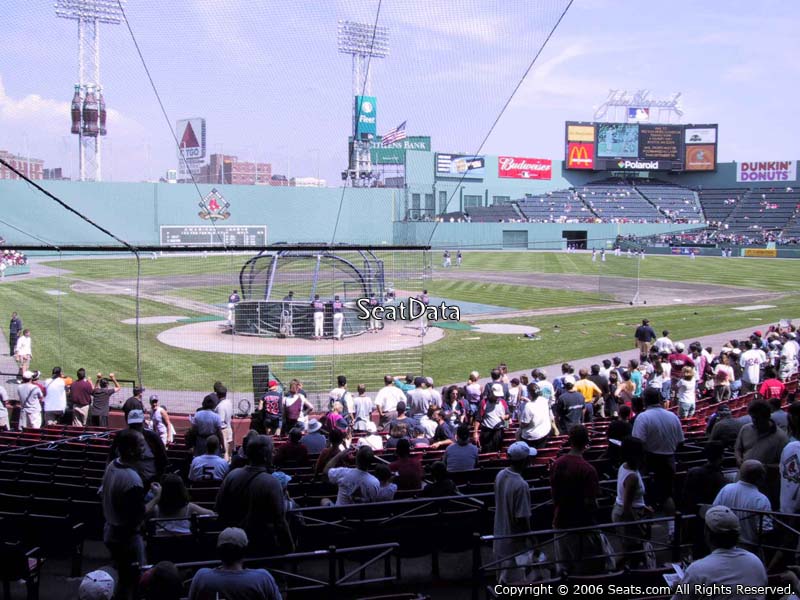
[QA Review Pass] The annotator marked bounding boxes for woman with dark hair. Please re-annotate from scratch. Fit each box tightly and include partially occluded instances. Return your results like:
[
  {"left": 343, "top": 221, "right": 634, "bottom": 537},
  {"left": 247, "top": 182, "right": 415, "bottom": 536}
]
[
  {"left": 615, "top": 370, "right": 635, "bottom": 409},
  {"left": 146, "top": 474, "right": 214, "bottom": 536},
  {"left": 442, "top": 385, "right": 468, "bottom": 425},
  {"left": 611, "top": 436, "right": 652, "bottom": 568},
  {"left": 314, "top": 428, "right": 347, "bottom": 476}
]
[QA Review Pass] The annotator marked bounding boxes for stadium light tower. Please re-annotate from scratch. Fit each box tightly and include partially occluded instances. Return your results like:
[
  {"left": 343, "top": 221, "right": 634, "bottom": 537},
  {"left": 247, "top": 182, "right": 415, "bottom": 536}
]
[
  {"left": 55, "top": 0, "right": 125, "bottom": 182},
  {"left": 337, "top": 20, "right": 389, "bottom": 187}
]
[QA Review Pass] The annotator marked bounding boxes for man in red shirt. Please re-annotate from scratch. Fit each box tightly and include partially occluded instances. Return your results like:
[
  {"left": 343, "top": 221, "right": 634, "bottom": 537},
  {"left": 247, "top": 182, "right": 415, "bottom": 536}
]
[
  {"left": 758, "top": 367, "right": 785, "bottom": 402},
  {"left": 70, "top": 367, "right": 94, "bottom": 427},
  {"left": 549, "top": 425, "right": 605, "bottom": 575},
  {"left": 668, "top": 342, "right": 695, "bottom": 401},
  {"left": 389, "top": 438, "right": 423, "bottom": 490}
]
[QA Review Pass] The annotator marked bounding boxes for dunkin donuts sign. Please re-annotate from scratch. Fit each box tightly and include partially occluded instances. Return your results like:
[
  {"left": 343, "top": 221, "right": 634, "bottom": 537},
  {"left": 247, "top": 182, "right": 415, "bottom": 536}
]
[
  {"left": 497, "top": 156, "right": 552, "bottom": 180},
  {"left": 736, "top": 161, "right": 797, "bottom": 182}
]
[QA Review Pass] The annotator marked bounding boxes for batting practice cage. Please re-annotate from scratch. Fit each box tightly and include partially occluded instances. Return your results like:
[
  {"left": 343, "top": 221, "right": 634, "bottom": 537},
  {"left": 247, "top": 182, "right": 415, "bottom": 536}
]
[{"left": 0, "top": 245, "right": 431, "bottom": 415}]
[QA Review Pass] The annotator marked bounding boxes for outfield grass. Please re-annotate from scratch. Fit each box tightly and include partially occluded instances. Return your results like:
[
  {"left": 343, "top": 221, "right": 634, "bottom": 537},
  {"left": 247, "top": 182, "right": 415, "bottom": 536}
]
[
  {"left": 425, "top": 280, "right": 609, "bottom": 310},
  {"left": 450, "top": 252, "right": 800, "bottom": 291}
]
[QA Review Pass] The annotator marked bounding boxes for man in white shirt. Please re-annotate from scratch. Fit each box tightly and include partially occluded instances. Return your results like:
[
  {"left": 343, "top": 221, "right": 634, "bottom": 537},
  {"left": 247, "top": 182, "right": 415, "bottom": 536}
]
[
  {"left": 189, "top": 435, "right": 230, "bottom": 482},
  {"left": 214, "top": 385, "right": 234, "bottom": 460},
  {"left": 324, "top": 446, "right": 380, "bottom": 506},
  {"left": 0, "top": 384, "right": 9, "bottom": 430},
  {"left": 712, "top": 460, "right": 773, "bottom": 550},
  {"left": 426, "top": 377, "right": 442, "bottom": 408},
  {"left": 17, "top": 370, "right": 43, "bottom": 429},
  {"left": 740, "top": 340, "right": 767, "bottom": 394},
  {"left": 375, "top": 375, "right": 406, "bottom": 426},
  {"left": 352, "top": 385, "right": 375, "bottom": 432},
  {"left": 14, "top": 329, "right": 32, "bottom": 383},
  {"left": 779, "top": 332, "right": 799, "bottom": 380},
  {"left": 653, "top": 330, "right": 675, "bottom": 355},
  {"left": 671, "top": 505, "right": 767, "bottom": 600},
  {"left": 328, "top": 375, "right": 352, "bottom": 416},
  {"left": 518, "top": 394, "right": 551, "bottom": 446},
  {"left": 43, "top": 367, "right": 68, "bottom": 425}
]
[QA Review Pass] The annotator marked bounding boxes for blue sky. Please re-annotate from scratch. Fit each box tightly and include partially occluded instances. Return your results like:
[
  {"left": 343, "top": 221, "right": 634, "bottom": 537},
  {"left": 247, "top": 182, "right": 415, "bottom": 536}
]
[{"left": 0, "top": 0, "right": 798, "bottom": 183}]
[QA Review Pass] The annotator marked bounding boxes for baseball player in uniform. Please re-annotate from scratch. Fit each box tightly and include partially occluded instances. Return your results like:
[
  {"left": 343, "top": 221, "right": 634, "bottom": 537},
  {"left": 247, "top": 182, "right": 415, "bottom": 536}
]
[
  {"left": 456, "top": 250, "right": 462, "bottom": 267},
  {"left": 227, "top": 290, "right": 240, "bottom": 325},
  {"left": 418, "top": 289, "right": 430, "bottom": 337},
  {"left": 312, "top": 294, "right": 325, "bottom": 338},
  {"left": 368, "top": 294, "right": 380, "bottom": 333},
  {"left": 282, "top": 291, "right": 295, "bottom": 337},
  {"left": 9, "top": 312, "right": 22, "bottom": 356},
  {"left": 332, "top": 295, "right": 344, "bottom": 340}
]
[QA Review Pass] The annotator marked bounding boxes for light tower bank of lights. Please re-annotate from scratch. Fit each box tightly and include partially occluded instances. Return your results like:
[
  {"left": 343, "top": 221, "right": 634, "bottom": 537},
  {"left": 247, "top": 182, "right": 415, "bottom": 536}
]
[{"left": 55, "top": 0, "right": 125, "bottom": 182}]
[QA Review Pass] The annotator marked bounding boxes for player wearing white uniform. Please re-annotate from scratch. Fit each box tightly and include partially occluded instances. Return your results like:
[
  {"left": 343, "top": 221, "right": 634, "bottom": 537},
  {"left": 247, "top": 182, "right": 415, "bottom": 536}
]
[
  {"left": 312, "top": 295, "right": 325, "bottom": 339},
  {"left": 332, "top": 295, "right": 344, "bottom": 340},
  {"left": 227, "top": 290, "right": 240, "bottom": 325},
  {"left": 418, "top": 290, "right": 430, "bottom": 337}
]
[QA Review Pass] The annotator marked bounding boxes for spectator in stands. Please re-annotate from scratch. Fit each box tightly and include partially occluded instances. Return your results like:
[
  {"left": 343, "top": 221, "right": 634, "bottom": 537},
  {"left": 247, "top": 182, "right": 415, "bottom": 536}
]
[
  {"left": 279, "top": 379, "right": 313, "bottom": 435},
  {"left": 671, "top": 505, "right": 767, "bottom": 598},
  {"left": 444, "top": 424, "right": 479, "bottom": 472},
  {"left": 71, "top": 368, "right": 93, "bottom": 427},
  {"left": 588, "top": 363, "right": 610, "bottom": 410},
  {"left": 682, "top": 441, "right": 728, "bottom": 559},
  {"left": 760, "top": 365, "right": 786, "bottom": 402},
  {"left": 149, "top": 395, "right": 173, "bottom": 447},
  {"left": 375, "top": 374, "right": 406, "bottom": 425},
  {"left": 214, "top": 384, "right": 233, "bottom": 460},
  {"left": 713, "top": 460, "right": 773, "bottom": 551},
  {"left": 140, "top": 562, "right": 182, "bottom": 600},
  {"left": 189, "top": 434, "right": 229, "bottom": 482},
  {"left": 328, "top": 374, "right": 351, "bottom": 414},
  {"left": 190, "top": 396, "right": 224, "bottom": 456},
  {"left": 779, "top": 332, "right": 799, "bottom": 381},
  {"left": 17, "top": 369, "right": 43, "bottom": 429},
  {"left": 146, "top": 473, "right": 214, "bottom": 536},
  {"left": 713, "top": 353, "right": 734, "bottom": 403},
  {"left": 550, "top": 425, "right": 604, "bottom": 575},
  {"left": 325, "top": 445, "right": 380, "bottom": 505},
  {"left": 554, "top": 375, "right": 584, "bottom": 434},
  {"left": 422, "top": 461, "right": 458, "bottom": 498},
  {"left": 393, "top": 373, "right": 415, "bottom": 394},
  {"left": 768, "top": 395, "right": 789, "bottom": 434},
  {"left": 101, "top": 428, "right": 149, "bottom": 600},
  {"left": 418, "top": 406, "right": 438, "bottom": 438},
  {"left": 780, "top": 402, "right": 800, "bottom": 516},
  {"left": 632, "top": 388, "right": 684, "bottom": 518},
  {"left": 252, "top": 380, "right": 283, "bottom": 434},
  {"left": 574, "top": 369, "right": 602, "bottom": 420},
  {"left": 43, "top": 366, "right": 68, "bottom": 425},
  {"left": 110, "top": 409, "right": 168, "bottom": 486},
  {"left": 518, "top": 382, "right": 551, "bottom": 448},
  {"left": 676, "top": 366, "right": 697, "bottom": 418},
  {"left": 429, "top": 408, "right": 457, "bottom": 449},
  {"left": 709, "top": 405, "right": 744, "bottom": 448},
  {"left": 301, "top": 418, "right": 327, "bottom": 454},
  {"left": 122, "top": 386, "right": 145, "bottom": 421},
  {"left": 735, "top": 399, "right": 788, "bottom": 506},
  {"left": 187, "top": 528, "right": 281, "bottom": 600},
  {"left": 274, "top": 427, "right": 309, "bottom": 467},
  {"left": 90, "top": 374, "right": 120, "bottom": 428},
  {"left": 407, "top": 376, "right": 433, "bottom": 419},
  {"left": 384, "top": 400, "right": 420, "bottom": 439},
  {"left": 612, "top": 436, "right": 652, "bottom": 569},
  {"left": 668, "top": 342, "right": 695, "bottom": 402},
  {"left": 654, "top": 330, "right": 675, "bottom": 354},
  {"left": 203, "top": 381, "right": 226, "bottom": 409},
  {"left": 230, "top": 429, "right": 258, "bottom": 470},
  {"left": 0, "top": 383, "right": 8, "bottom": 431},
  {"left": 389, "top": 438, "right": 424, "bottom": 491},
  {"left": 215, "top": 434, "right": 294, "bottom": 554},
  {"left": 352, "top": 383, "right": 375, "bottom": 431},
  {"left": 634, "top": 319, "right": 657, "bottom": 355},
  {"left": 740, "top": 340, "right": 767, "bottom": 394},
  {"left": 374, "top": 463, "right": 397, "bottom": 501},
  {"left": 474, "top": 383, "right": 509, "bottom": 453},
  {"left": 314, "top": 428, "right": 347, "bottom": 476},
  {"left": 493, "top": 441, "right": 535, "bottom": 584}
]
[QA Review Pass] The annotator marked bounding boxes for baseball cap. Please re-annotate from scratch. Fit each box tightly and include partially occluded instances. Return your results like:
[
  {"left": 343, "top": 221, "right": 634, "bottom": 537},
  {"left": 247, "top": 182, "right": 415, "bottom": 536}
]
[
  {"left": 306, "top": 418, "right": 322, "bottom": 433},
  {"left": 563, "top": 375, "right": 576, "bottom": 386},
  {"left": 507, "top": 441, "right": 537, "bottom": 461},
  {"left": 22, "top": 370, "right": 34, "bottom": 380},
  {"left": 753, "top": 330, "right": 763, "bottom": 337},
  {"left": 127, "top": 409, "right": 145, "bottom": 424},
  {"left": 268, "top": 379, "right": 278, "bottom": 388},
  {"left": 149, "top": 394, "right": 159, "bottom": 402},
  {"left": 78, "top": 570, "right": 115, "bottom": 600},
  {"left": 272, "top": 471, "right": 292, "bottom": 490},
  {"left": 704, "top": 505, "right": 740, "bottom": 533},
  {"left": 491, "top": 383, "right": 504, "bottom": 397},
  {"left": 674, "top": 342, "right": 685, "bottom": 352},
  {"left": 218, "top": 527, "right": 248, "bottom": 548},
  {"left": 414, "top": 376, "right": 425, "bottom": 387}
]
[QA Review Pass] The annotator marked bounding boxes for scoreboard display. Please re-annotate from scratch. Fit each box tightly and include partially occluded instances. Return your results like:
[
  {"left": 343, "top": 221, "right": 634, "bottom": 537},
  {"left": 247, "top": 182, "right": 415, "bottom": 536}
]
[
  {"left": 160, "top": 225, "right": 267, "bottom": 247},
  {"left": 565, "top": 121, "right": 717, "bottom": 172}
]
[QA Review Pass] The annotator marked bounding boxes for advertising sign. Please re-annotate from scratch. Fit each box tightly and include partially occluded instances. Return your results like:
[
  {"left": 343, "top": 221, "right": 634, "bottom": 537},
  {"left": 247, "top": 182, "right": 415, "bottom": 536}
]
[
  {"left": 671, "top": 247, "right": 699, "bottom": 255},
  {"left": 370, "top": 136, "right": 431, "bottom": 165},
  {"left": 639, "top": 125, "right": 682, "bottom": 161},
  {"left": 176, "top": 118, "right": 206, "bottom": 160},
  {"left": 435, "top": 153, "right": 485, "bottom": 179},
  {"left": 597, "top": 123, "right": 639, "bottom": 157},
  {"left": 354, "top": 95, "right": 377, "bottom": 138},
  {"left": 737, "top": 161, "right": 797, "bottom": 182},
  {"left": 744, "top": 248, "right": 777, "bottom": 258},
  {"left": 685, "top": 144, "right": 715, "bottom": 171},
  {"left": 566, "top": 142, "right": 594, "bottom": 169},
  {"left": 685, "top": 127, "right": 716, "bottom": 144},
  {"left": 497, "top": 156, "right": 552, "bottom": 180},
  {"left": 566, "top": 124, "right": 595, "bottom": 142}
]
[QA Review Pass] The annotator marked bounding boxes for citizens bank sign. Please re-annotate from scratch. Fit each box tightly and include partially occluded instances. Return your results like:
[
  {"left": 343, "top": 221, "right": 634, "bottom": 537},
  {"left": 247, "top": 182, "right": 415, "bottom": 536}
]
[{"left": 497, "top": 156, "right": 552, "bottom": 180}]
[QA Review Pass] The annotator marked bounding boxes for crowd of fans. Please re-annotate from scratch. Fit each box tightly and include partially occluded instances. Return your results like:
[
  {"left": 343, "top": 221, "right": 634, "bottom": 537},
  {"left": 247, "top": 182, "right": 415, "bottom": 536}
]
[{"left": 2, "top": 320, "right": 800, "bottom": 598}]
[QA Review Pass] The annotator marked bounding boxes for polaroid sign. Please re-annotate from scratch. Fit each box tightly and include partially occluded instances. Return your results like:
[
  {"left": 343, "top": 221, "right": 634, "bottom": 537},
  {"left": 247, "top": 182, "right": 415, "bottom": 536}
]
[
  {"left": 737, "top": 161, "right": 797, "bottom": 182},
  {"left": 354, "top": 96, "right": 377, "bottom": 138},
  {"left": 615, "top": 159, "right": 659, "bottom": 170}
]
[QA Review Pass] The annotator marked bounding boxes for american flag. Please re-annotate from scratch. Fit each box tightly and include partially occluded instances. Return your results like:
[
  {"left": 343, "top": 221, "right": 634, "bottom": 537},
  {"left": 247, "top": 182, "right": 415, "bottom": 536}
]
[{"left": 380, "top": 121, "right": 407, "bottom": 146}]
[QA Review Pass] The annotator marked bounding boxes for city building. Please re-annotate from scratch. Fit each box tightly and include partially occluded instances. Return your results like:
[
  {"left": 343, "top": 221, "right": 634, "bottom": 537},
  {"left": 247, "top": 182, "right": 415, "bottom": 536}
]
[
  {"left": 43, "top": 168, "right": 70, "bottom": 181},
  {"left": 0, "top": 150, "right": 45, "bottom": 180},
  {"left": 198, "top": 154, "right": 272, "bottom": 185}
]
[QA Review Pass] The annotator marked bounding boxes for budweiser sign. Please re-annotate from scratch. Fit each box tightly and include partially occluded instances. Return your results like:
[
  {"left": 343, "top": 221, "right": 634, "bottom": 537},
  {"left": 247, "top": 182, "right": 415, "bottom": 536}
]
[{"left": 497, "top": 156, "right": 552, "bottom": 180}]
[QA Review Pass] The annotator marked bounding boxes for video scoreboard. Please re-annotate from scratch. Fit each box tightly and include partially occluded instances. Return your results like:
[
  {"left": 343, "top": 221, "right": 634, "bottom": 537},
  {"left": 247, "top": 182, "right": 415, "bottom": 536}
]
[
  {"left": 565, "top": 121, "right": 717, "bottom": 172},
  {"left": 160, "top": 225, "right": 267, "bottom": 247}
]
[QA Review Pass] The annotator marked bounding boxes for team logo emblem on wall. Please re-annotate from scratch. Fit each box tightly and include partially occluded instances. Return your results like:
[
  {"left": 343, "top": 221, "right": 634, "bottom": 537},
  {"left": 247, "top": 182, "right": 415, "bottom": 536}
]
[{"left": 198, "top": 188, "right": 231, "bottom": 221}]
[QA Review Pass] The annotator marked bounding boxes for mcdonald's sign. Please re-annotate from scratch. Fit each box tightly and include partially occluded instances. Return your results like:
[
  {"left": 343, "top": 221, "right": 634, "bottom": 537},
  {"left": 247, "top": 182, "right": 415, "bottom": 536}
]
[{"left": 567, "top": 142, "right": 594, "bottom": 170}]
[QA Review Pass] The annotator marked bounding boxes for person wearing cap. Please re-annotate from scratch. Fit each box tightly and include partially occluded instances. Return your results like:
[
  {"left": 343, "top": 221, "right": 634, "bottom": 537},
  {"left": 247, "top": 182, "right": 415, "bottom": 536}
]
[
  {"left": 713, "top": 460, "right": 773, "bottom": 551},
  {"left": 634, "top": 319, "right": 657, "bottom": 355},
  {"left": 78, "top": 569, "right": 115, "bottom": 600},
  {"left": 90, "top": 373, "right": 120, "bottom": 428},
  {"left": 300, "top": 418, "right": 327, "bottom": 454},
  {"left": 474, "top": 382, "right": 509, "bottom": 453},
  {"left": 671, "top": 505, "right": 767, "bottom": 599},
  {"left": 553, "top": 375, "right": 585, "bottom": 434},
  {"left": 550, "top": 425, "right": 604, "bottom": 575},
  {"left": 189, "top": 434, "right": 230, "bottom": 482},
  {"left": 149, "top": 395, "right": 173, "bottom": 446},
  {"left": 13, "top": 328, "right": 31, "bottom": 383},
  {"left": 109, "top": 409, "right": 168, "bottom": 486},
  {"left": 779, "top": 331, "right": 798, "bottom": 381},
  {"left": 632, "top": 388, "right": 684, "bottom": 517},
  {"left": 212, "top": 383, "right": 234, "bottom": 460},
  {"left": 214, "top": 435, "right": 294, "bottom": 554},
  {"left": 492, "top": 441, "right": 535, "bottom": 584},
  {"left": 122, "top": 386, "right": 145, "bottom": 421},
  {"left": 281, "top": 290, "right": 295, "bottom": 337},
  {"left": 332, "top": 294, "right": 345, "bottom": 340},
  {"left": 188, "top": 528, "right": 281, "bottom": 600},
  {"left": 740, "top": 340, "right": 768, "bottom": 395},
  {"left": 708, "top": 404, "right": 745, "bottom": 449},
  {"left": 101, "top": 429, "right": 151, "bottom": 600},
  {"left": 250, "top": 379, "right": 283, "bottom": 435},
  {"left": 16, "top": 369, "right": 44, "bottom": 429}
]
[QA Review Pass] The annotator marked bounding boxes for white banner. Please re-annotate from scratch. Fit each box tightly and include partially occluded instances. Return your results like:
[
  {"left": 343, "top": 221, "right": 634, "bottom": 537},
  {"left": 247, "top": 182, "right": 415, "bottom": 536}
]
[
  {"left": 737, "top": 161, "right": 797, "bottom": 183},
  {"left": 685, "top": 127, "right": 716, "bottom": 144}
]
